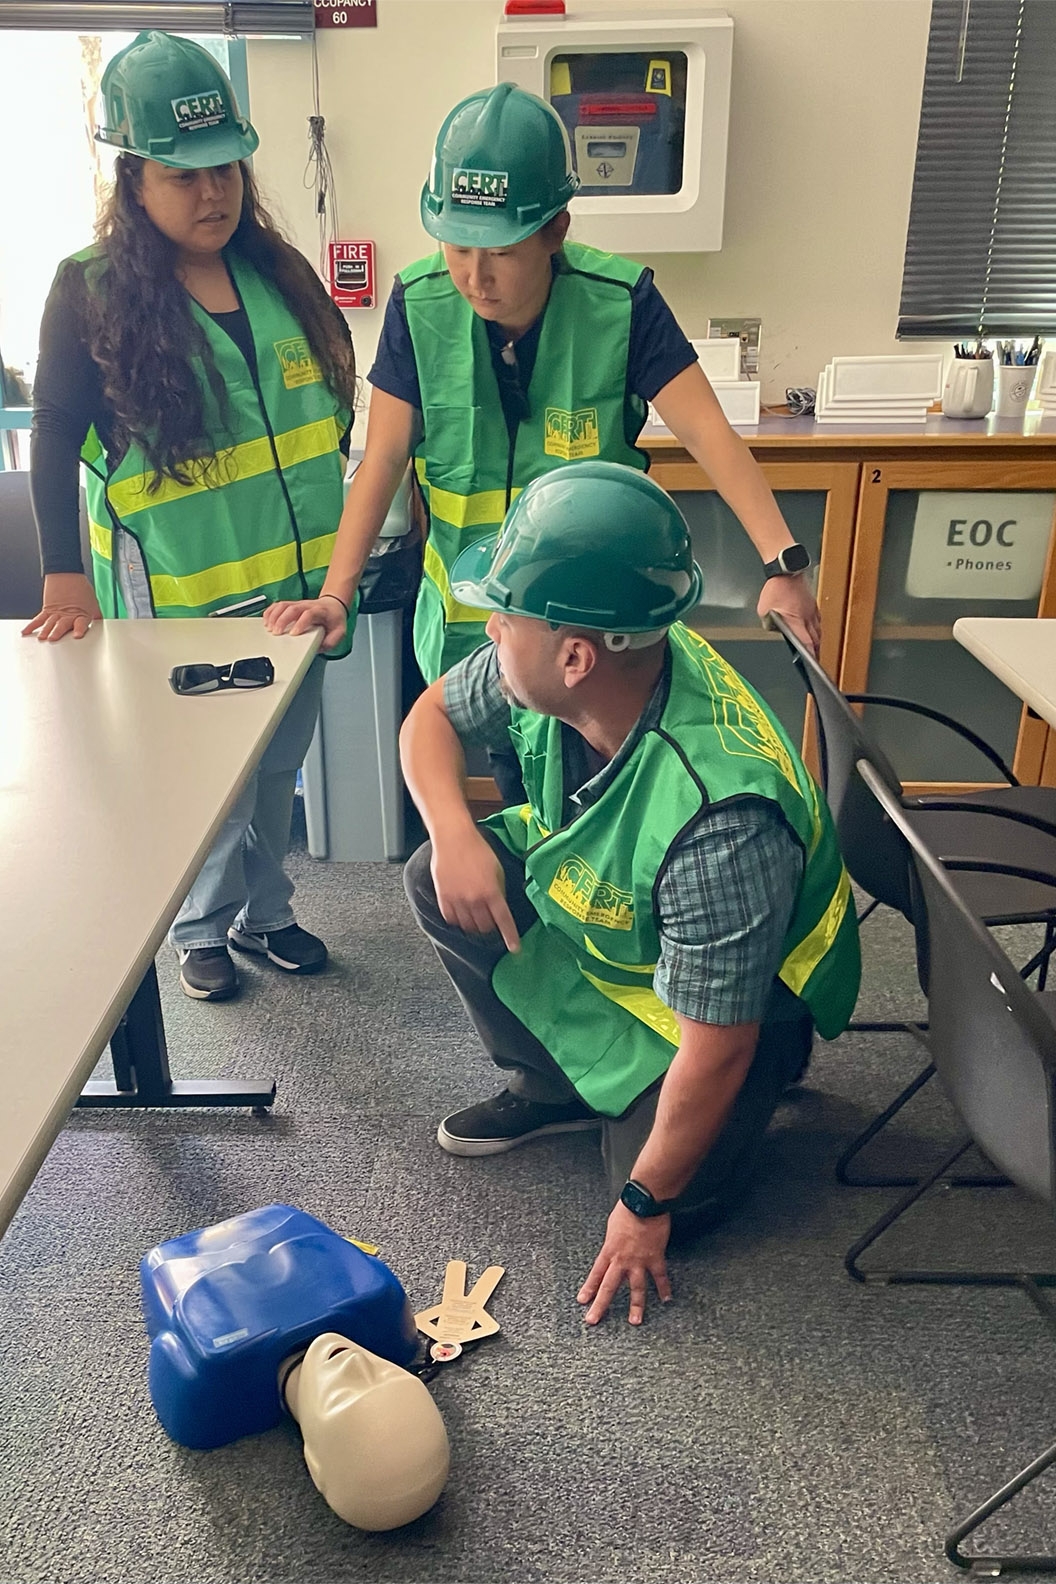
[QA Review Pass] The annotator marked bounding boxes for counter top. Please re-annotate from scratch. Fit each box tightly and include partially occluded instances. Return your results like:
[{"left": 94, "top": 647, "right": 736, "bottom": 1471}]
[{"left": 645, "top": 411, "right": 1056, "bottom": 450}]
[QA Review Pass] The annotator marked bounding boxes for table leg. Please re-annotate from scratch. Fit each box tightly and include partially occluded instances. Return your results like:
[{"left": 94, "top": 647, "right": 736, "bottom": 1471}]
[{"left": 76, "top": 964, "right": 276, "bottom": 1110}]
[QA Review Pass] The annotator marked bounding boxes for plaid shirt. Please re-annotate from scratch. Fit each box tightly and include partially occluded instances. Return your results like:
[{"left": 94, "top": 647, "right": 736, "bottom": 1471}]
[{"left": 443, "top": 644, "right": 806, "bottom": 1028}]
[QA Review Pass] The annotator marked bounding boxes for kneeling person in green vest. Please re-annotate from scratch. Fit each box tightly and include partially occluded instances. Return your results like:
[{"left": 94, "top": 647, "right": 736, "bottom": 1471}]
[{"left": 400, "top": 463, "right": 860, "bottom": 1326}]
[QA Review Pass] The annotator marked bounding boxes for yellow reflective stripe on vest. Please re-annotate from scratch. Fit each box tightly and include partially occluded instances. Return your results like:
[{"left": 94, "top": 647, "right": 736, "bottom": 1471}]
[
  {"left": 107, "top": 417, "right": 341, "bottom": 517},
  {"left": 414, "top": 457, "right": 519, "bottom": 530},
  {"left": 88, "top": 517, "right": 112, "bottom": 560},
  {"left": 579, "top": 968, "right": 681, "bottom": 1046},
  {"left": 148, "top": 530, "right": 336, "bottom": 612},
  {"left": 422, "top": 537, "right": 493, "bottom": 625},
  {"left": 518, "top": 804, "right": 552, "bottom": 839},
  {"left": 582, "top": 934, "right": 655, "bottom": 975},
  {"left": 779, "top": 866, "right": 852, "bottom": 998}
]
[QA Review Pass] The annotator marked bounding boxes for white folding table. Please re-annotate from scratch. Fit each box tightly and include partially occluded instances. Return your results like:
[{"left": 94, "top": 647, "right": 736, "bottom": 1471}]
[
  {"left": 0, "top": 617, "right": 320, "bottom": 1236},
  {"left": 953, "top": 618, "right": 1056, "bottom": 730}
]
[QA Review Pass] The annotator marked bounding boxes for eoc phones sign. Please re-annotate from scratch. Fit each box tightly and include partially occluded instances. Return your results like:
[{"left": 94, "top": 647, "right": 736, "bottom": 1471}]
[
  {"left": 314, "top": 0, "right": 376, "bottom": 26},
  {"left": 907, "top": 492, "right": 1056, "bottom": 601}
]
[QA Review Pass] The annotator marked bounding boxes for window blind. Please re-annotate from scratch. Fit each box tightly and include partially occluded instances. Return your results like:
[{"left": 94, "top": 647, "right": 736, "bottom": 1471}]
[
  {"left": 0, "top": 2, "right": 314, "bottom": 32},
  {"left": 898, "top": 0, "right": 1056, "bottom": 340}
]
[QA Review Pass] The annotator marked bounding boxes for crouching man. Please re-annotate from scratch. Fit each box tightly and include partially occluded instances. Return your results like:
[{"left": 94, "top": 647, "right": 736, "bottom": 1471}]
[{"left": 399, "top": 462, "right": 859, "bottom": 1325}]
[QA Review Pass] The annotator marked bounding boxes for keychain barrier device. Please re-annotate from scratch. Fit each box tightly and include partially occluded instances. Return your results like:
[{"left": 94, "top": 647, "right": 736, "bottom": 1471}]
[
  {"left": 140, "top": 1204, "right": 419, "bottom": 1449},
  {"left": 328, "top": 241, "right": 376, "bottom": 309},
  {"left": 168, "top": 656, "right": 275, "bottom": 696}
]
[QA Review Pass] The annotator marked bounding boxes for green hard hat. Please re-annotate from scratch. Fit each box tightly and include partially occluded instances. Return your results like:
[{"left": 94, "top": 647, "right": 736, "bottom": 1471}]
[
  {"left": 421, "top": 82, "right": 579, "bottom": 247},
  {"left": 450, "top": 462, "right": 704, "bottom": 634},
  {"left": 96, "top": 31, "right": 259, "bottom": 168}
]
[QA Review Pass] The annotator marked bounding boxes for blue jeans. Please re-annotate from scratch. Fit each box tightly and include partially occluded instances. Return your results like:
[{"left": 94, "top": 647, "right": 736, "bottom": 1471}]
[{"left": 169, "top": 657, "right": 327, "bottom": 951}]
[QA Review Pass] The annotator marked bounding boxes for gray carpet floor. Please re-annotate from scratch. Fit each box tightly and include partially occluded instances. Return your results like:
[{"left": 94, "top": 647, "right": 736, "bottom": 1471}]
[{"left": 3, "top": 812, "right": 1056, "bottom": 1584}]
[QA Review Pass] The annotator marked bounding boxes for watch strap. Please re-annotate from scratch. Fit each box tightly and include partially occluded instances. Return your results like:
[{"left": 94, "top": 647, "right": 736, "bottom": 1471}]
[
  {"left": 621, "top": 1178, "right": 679, "bottom": 1217},
  {"left": 762, "top": 542, "right": 811, "bottom": 579}
]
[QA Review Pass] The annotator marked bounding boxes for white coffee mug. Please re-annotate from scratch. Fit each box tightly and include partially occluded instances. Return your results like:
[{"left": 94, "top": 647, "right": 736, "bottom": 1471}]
[
  {"left": 942, "top": 356, "right": 994, "bottom": 419},
  {"left": 993, "top": 362, "right": 1036, "bottom": 419}
]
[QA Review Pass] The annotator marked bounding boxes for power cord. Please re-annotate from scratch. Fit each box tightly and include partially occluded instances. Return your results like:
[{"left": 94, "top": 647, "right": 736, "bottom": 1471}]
[
  {"left": 304, "top": 29, "right": 340, "bottom": 283},
  {"left": 785, "top": 387, "right": 816, "bottom": 416}
]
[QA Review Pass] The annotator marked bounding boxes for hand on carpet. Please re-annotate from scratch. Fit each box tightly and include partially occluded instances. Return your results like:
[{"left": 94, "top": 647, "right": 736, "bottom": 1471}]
[{"left": 577, "top": 1202, "right": 673, "bottom": 1326}]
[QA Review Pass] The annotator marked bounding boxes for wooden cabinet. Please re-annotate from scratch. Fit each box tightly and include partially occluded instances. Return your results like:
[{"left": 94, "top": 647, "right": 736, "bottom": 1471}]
[
  {"left": 842, "top": 458, "right": 1056, "bottom": 792},
  {"left": 467, "top": 417, "right": 1056, "bottom": 811},
  {"left": 649, "top": 456, "right": 857, "bottom": 773}
]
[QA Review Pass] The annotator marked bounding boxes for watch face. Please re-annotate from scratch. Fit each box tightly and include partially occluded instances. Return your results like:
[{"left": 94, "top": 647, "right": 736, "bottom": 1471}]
[
  {"left": 782, "top": 544, "right": 811, "bottom": 574},
  {"left": 620, "top": 1180, "right": 656, "bottom": 1218}
]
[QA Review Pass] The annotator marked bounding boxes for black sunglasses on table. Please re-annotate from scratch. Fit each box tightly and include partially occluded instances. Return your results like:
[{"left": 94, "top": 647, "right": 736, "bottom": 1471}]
[{"left": 169, "top": 657, "right": 275, "bottom": 696}]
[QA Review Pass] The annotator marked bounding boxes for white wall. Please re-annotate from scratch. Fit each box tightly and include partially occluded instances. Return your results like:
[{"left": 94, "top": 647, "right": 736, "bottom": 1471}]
[{"left": 247, "top": 0, "right": 939, "bottom": 405}]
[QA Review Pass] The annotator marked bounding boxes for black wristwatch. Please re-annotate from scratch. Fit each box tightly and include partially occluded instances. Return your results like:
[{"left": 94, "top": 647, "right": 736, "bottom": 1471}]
[
  {"left": 620, "top": 1179, "right": 678, "bottom": 1218},
  {"left": 762, "top": 543, "right": 811, "bottom": 579}
]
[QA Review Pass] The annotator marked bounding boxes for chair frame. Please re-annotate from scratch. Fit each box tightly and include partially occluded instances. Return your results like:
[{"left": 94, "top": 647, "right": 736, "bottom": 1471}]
[
  {"left": 851, "top": 759, "right": 1056, "bottom": 1574},
  {"left": 770, "top": 615, "right": 1056, "bottom": 1190}
]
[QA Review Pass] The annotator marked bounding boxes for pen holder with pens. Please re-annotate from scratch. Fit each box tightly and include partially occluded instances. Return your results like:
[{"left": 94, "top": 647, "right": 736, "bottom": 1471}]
[
  {"left": 994, "top": 361, "right": 1037, "bottom": 418},
  {"left": 942, "top": 354, "right": 994, "bottom": 419}
]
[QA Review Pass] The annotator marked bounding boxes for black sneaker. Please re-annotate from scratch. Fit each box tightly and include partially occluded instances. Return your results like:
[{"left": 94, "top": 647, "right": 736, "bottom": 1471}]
[
  {"left": 178, "top": 946, "right": 239, "bottom": 1001},
  {"left": 437, "top": 1090, "right": 598, "bottom": 1157},
  {"left": 228, "top": 922, "right": 328, "bottom": 974}
]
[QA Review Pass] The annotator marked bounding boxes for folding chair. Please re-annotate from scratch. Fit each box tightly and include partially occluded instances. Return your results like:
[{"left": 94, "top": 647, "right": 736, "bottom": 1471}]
[
  {"left": 851, "top": 758, "right": 1056, "bottom": 1574},
  {"left": 771, "top": 614, "right": 1056, "bottom": 1186}
]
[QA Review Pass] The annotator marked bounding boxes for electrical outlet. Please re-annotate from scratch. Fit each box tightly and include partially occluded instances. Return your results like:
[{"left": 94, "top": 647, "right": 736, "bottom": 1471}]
[{"left": 706, "top": 317, "right": 761, "bottom": 380}]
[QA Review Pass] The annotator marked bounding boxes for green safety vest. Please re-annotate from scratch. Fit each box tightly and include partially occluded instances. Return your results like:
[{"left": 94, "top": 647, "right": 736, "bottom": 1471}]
[
  {"left": 74, "top": 247, "right": 354, "bottom": 652},
  {"left": 487, "top": 625, "right": 860, "bottom": 1118},
  {"left": 402, "top": 242, "right": 648, "bottom": 682}
]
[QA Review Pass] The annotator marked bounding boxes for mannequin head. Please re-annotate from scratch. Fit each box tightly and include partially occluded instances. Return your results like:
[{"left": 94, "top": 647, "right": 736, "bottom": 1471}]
[{"left": 283, "top": 1333, "right": 450, "bottom": 1530}]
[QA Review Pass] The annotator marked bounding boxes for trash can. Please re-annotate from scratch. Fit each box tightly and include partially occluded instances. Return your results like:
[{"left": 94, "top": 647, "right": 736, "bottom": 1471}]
[{"left": 300, "top": 459, "right": 419, "bottom": 862}]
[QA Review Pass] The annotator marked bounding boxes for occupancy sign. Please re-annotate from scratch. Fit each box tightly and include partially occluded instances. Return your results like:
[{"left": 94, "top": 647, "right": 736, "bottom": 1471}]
[
  {"left": 906, "top": 492, "right": 1056, "bottom": 602},
  {"left": 314, "top": 0, "right": 376, "bottom": 26}
]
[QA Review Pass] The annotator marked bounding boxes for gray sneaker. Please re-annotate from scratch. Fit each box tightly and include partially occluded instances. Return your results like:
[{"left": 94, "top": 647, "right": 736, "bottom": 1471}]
[
  {"left": 437, "top": 1089, "right": 597, "bottom": 1157},
  {"left": 178, "top": 946, "right": 238, "bottom": 1001}
]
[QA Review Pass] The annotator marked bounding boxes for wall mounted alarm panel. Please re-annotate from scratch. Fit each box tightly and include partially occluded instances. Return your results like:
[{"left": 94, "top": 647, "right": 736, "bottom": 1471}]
[
  {"left": 328, "top": 241, "right": 376, "bottom": 309},
  {"left": 497, "top": 8, "right": 732, "bottom": 253}
]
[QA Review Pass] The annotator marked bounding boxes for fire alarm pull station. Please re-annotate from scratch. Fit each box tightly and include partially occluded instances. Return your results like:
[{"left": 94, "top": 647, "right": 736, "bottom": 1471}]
[{"left": 328, "top": 242, "right": 375, "bottom": 309}]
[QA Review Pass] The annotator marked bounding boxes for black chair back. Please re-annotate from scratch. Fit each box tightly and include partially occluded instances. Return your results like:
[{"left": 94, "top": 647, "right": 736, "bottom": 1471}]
[
  {"left": 0, "top": 468, "right": 44, "bottom": 619},
  {"left": 0, "top": 468, "right": 92, "bottom": 620},
  {"left": 858, "top": 757, "right": 1056, "bottom": 1205},
  {"left": 770, "top": 615, "right": 913, "bottom": 917}
]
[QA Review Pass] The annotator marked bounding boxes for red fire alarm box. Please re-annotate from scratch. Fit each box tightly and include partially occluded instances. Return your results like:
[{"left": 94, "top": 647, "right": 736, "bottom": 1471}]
[{"left": 328, "top": 241, "right": 375, "bottom": 309}]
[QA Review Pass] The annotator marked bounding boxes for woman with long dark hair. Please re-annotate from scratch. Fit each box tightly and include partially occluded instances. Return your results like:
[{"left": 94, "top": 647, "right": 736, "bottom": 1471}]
[{"left": 23, "top": 32, "right": 357, "bottom": 1003}]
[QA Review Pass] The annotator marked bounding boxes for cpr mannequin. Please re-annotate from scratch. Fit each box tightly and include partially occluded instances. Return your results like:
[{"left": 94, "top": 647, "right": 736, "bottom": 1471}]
[{"left": 282, "top": 1332, "right": 450, "bottom": 1530}]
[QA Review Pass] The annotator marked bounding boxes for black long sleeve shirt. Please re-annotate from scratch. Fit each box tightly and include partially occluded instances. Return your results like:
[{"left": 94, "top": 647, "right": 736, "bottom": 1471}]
[{"left": 30, "top": 258, "right": 351, "bottom": 575}]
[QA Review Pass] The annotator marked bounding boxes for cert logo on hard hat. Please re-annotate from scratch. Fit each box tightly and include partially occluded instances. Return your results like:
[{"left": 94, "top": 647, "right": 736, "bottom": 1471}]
[
  {"left": 171, "top": 91, "right": 228, "bottom": 133},
  {"left": 451, "top": 168, "right": 508, "bottom": 209}
]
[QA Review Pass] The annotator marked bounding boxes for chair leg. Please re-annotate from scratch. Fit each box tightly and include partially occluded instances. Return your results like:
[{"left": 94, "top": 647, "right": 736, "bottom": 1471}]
[
  {"left": 944, "top": 1279, "right": 1056, "bottom": 1572},
  {"left": 837, "top": 1020, "right": 1009, "bottom": 1190},
  {"left": 945, "top": 1437, "right": 1056, "bottom": 1574},
  {"left": 845, "top": 1137, "right": 975, "bottom": 1283},
  {"left": 1022, "top": 919, "right": 1056, "bottom": 993},
  {"left": 836, "top": 1053, "right": 937, "bottom": 1187}
]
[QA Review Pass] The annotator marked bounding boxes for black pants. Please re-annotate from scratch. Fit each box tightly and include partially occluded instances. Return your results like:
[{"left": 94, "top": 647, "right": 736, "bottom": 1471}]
[{"left": 404, "top": 833, "right": 813, "bottom": 1229}]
